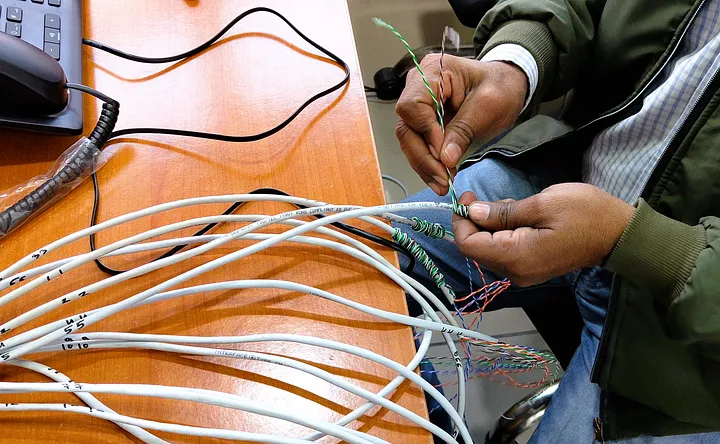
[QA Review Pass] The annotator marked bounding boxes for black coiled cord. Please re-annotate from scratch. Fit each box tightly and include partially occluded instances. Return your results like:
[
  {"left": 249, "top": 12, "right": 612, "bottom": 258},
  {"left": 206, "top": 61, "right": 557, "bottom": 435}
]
[
  {"left": 0, "top": 85, "right": 120, "bottom": 237},
  {"left": 89, "top": 103, "right": 120, "bottom": 148}
]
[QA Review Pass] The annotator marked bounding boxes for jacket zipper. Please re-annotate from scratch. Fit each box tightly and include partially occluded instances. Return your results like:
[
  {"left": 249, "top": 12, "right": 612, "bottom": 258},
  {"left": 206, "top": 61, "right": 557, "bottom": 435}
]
[
  {"left": 592, "top": 0, "right": 706, "bottom": 380},
  {"left": 590, "top": 7, "right": 719, "bottom": 437},
  {"left": 638, "top": 67, "right": 720, "bottom": 202},
  {"left": 591, "top": 48, "right": 720, "bottom": 389},
  {"left": 593, "top": 416, "right": 606, "bottom": 443},
  {"left": 461, "top": 0, "right": 708, "bottom": 169}
]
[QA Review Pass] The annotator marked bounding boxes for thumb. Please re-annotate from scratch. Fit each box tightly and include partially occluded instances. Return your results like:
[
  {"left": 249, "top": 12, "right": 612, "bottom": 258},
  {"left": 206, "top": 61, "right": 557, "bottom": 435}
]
[
  {"left": 467, "top": 195, "right": 544, "bottom": 231},
  {"left": 439, "top": 109, "right": 476, "bottom": 169}
]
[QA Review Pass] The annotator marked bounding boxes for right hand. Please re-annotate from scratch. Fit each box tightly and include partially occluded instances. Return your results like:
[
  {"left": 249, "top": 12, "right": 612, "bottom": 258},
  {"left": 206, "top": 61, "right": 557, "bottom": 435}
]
[{"left": 395, "top": 54, "right": 528, "bottom": 195}]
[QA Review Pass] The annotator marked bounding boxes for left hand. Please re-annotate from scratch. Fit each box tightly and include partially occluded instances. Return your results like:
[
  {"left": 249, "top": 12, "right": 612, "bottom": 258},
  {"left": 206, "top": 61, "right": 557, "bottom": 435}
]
[{"left": 452, "top": 183, "right": 635, "bottom": 287}]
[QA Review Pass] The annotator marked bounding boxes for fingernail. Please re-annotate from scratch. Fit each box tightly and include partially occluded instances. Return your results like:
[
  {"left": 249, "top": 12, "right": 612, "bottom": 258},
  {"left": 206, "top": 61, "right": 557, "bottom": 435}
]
[
  {"left": 432, "top": 175, "right": 448, "bottom": 187},
  {"left": 428, "top": 144, "right": 439, "bottom": 158},
  {"left": 444, "top": 143, "right": 462, "bottom": 165},
  {"left": 469, "top": 203, "right": 490, "bottom": 220}
]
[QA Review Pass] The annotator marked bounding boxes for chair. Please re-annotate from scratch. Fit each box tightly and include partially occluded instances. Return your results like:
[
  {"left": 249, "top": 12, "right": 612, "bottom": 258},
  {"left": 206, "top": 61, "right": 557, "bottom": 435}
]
[{"left": 486, "top": 382, "right": 559, "bottom": 444}]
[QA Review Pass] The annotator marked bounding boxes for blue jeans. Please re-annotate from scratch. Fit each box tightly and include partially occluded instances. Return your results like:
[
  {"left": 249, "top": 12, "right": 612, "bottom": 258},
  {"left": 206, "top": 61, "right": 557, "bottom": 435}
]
[{"left": 399, "top": 158, "right": 719, "bottom": 443}]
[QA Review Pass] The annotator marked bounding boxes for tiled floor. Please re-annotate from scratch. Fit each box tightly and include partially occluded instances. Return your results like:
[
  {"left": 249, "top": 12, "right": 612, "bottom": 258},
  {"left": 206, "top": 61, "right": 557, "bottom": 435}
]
[{"left": 347, "top": 1, "right": 553, "bottom": 442}]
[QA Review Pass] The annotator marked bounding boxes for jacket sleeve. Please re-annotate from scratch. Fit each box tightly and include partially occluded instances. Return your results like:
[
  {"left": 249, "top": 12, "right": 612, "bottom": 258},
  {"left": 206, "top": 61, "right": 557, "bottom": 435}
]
[
  {"left": 605, "top": 199, "right": 720, "bottom": 350},
  {"left": 473, "top": 0, "right": 606, "bottom": 108}
]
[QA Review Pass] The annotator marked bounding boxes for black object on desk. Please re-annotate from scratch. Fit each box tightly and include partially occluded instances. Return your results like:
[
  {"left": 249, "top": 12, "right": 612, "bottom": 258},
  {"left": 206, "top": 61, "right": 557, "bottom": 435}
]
[{"left": 0, "top": 0, "right": 82, "bottom": 135}]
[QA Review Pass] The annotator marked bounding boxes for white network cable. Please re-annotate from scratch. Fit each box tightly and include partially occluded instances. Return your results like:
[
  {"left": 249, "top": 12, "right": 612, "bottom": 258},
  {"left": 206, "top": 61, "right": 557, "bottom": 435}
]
[
  {"left": 0, "top": 218, "right": 473, "bottom": 440},
  {"left": 0, "top": 403, "right": 312, "bottom": 444},
  {"left": 0, "top": 195, "right": 555, "bottom": 443},
  {"left": 0, "top": 216, "right": 470, "bottom": 422},
  {"left": 0, "top": 382, "right": 381, "bottom": 444},
  {"left": 0, "top": 199, "right": 470, "bottom": 439}
]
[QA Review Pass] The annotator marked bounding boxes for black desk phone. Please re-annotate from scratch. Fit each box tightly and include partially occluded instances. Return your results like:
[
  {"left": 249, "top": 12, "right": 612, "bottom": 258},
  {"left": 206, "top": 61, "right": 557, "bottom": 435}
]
[{"left": 0, "top": 0, "right": 82, "bottom": 134}]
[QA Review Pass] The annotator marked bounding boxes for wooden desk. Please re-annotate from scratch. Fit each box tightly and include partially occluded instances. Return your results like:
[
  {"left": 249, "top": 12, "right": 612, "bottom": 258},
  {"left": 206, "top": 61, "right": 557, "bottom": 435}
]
[{"left": 0, "top": 1, "right": 432, "bottom": 442}]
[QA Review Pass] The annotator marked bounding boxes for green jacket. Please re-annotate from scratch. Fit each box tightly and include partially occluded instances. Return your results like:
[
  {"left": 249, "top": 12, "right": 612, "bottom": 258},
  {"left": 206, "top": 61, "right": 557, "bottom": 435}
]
[{"left": 465, "top": 0, "right": 720, "bottom": 440}]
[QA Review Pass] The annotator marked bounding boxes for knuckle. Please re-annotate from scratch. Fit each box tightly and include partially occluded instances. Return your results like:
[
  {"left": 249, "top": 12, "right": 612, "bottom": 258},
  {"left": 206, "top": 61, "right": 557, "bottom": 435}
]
[
  {"left": 447, "top": 118, "right": 475, "bottom": 147},
  {"left": 496, "top": 201, "right": 514, "bottom": 230},
  {"left": 395, "top": 119, "right": 410, "bottom": 140},
  {"left": 396, "top": 98, "right": 434, "bottom": 134},
  {"left": 495, "top": 234, "right": 515, "bottom": 251},
  {"left": 395, "top": 99, "right": 413, "bottom": 120},
  {"left": 483, "top": 88, "right": 505, "bottom": 107},
  {"left": 405, "top": 66, "right": 419, "bottom": 81},
  {"left": 482, "top": 88, "right": 518, "bottom": 130},
  {"left": 421, "top": 53, "right": 440, "bottom": 66},
  {"left": 524, "top": 195, "right": 545, "bottom": 217}
]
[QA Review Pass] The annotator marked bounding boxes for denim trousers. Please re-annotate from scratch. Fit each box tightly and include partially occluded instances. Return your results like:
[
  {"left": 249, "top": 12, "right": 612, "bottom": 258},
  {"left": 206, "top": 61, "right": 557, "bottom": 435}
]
[{"left": 398, "top": 158, "right": 719, "bottom": 443}]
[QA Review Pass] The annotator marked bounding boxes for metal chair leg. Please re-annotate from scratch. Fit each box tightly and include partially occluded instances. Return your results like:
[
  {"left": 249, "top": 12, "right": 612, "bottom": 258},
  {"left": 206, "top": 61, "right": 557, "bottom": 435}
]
[{"left": 485, "top": 382, "right": 559, "bottom": 444}]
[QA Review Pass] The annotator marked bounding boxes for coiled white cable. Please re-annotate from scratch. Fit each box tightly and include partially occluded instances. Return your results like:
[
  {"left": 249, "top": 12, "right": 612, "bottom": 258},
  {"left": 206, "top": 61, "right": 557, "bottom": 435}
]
[
  {"left": 49, "top": 330, "right": 436, "bottom": 443},
  {"left": 0, "top": 194, "right": 439, "bottom": 282},
  {"left": 0, "top": 219, "right": 469, "bottom": 427},
  {"left": 0, "top": 403, "right": 321, "bottom": 443},
  {"left": 0, "top": 381, "right": 383, "bottom": 444},
  {"left": 9, "top": 359, "right": 167, "bottom": 444},
  {"left": 33, "top": 340, "right": 458, "bottom": 443},
  {"left": 1, "top": 202, "right": 474, "bottom": 440},
  {"left": 0, "top": 217, "right": 457, "bottom": 338},
  {"left": 0, "top": 197, "right": 531, "bottom": 443}
]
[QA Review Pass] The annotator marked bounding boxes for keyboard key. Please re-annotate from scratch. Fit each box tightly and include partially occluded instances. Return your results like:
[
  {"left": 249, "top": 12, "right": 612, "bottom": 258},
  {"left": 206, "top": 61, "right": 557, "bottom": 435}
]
[
  {"left": 44, "top": 27, "right": 59, "bottom": 43},
  {"left": 5, "top": 22, "right": 21, "bottom": 38},
  {"left": 44, "top": 42, "right": 59, "bottom": 60},
  {"left": 45, "top": 13, "right": 60, "bottom": 29},
  {"left": 48, "top": 0, "right": 60, "bottom": 5},
  {"left": 7, "top": 6, "right": 22, "bottom": 22},
  {"left": 32, "top": 0, "right": 44, "bottom": 4}
]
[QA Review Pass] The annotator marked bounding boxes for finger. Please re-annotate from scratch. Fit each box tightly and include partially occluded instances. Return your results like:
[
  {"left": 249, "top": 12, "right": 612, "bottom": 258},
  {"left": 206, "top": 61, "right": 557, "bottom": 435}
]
[
  {"left": 396, "top": 68, "right": 445, "bottom": 157},
  {"left": 440, "top": 85, "right": 515, "bottom": 169},
  {"left": 452, "top": 192, "right": 532, "bottom": 274},
  {"left": 453, "top": 192, "right": 510, "bottom": 272},
  {"left": 396, "top": 118, "right": 449, "bottom": 195},
  {"left": 457, "top": 227, "right": 542, "bottom": 283},
  {"left": 466, "top": 194, "right": 545, "bottom": 231},
  {"left": 452, "top": 191, "right": 480, "bottom": 239}
]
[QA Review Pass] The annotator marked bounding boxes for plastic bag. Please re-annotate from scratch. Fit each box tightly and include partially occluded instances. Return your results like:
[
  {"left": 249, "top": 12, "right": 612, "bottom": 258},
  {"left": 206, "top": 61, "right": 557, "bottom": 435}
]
[{"left": 0, "top": 137, "right": 108, "bottom": 238}]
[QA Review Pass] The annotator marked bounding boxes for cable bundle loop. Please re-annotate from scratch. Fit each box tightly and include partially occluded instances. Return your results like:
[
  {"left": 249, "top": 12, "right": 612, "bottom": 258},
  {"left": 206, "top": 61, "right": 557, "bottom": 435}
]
[
  {"left": 393, "top": 228, "right": 451, "bottom": 293},
  {"left": 411, "top": 217, "right": 446, "bottom": 239}
]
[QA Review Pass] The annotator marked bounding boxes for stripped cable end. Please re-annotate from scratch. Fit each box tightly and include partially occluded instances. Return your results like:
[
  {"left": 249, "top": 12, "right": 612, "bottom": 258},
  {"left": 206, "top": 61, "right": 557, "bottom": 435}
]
[
  {"left": 443, "top": 26, "right": 461, "bottom": 52},
  {"left": 372, "top": 17, "right": 392, "bottom": 30}
]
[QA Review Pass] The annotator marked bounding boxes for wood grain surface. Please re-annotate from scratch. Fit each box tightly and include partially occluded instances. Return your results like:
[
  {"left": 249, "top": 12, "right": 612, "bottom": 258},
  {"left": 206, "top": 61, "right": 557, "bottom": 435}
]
[{"left": 0, "top": 1, "right": 432, "bottom": 442}]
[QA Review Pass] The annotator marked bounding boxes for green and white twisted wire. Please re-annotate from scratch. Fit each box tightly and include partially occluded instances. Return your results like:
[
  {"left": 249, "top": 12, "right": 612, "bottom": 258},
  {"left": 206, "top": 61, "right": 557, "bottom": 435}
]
[{"left": 374, "top": 17, "right": 469, "bottom": 218}]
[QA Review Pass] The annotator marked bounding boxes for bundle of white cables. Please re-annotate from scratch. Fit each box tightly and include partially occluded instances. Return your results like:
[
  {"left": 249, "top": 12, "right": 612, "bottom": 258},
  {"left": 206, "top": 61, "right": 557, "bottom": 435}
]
[{"left": 0, "top": 194, "right": 554, "bottom": 444}]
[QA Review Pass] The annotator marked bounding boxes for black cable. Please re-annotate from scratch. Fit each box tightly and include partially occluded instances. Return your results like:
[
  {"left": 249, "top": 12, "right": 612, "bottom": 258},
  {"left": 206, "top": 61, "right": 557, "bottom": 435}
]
[
  {"left": 83, "top": 7, "right": 416, "bottom": 276},
  {"left": 0, "top": 84, "right": 120, "bottom": 238},
  {"left": 67, "top": 83, "right": 118, "bottom": 105},
  {"left": 364, "top": 85, "right": 376, "bottom": 92},
  {"left": 90, "top": 182, "right": 416, "bottom": 276},
  {"left": 85, "top": 7, "right": 350, "bottom": 143}
]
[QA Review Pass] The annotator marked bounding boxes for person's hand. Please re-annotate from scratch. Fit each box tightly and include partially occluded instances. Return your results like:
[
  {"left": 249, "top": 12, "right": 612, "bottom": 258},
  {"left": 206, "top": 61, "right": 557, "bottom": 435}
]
[
  {"left": 395, "top": 54, "right": 528, "bottom": 195},
  {"left": 452, "top": 184, "right": 635, "bottom": 286}
]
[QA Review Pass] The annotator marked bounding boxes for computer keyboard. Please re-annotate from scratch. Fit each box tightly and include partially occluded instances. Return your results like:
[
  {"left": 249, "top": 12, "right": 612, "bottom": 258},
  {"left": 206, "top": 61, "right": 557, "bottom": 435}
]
[{"left": 0, "top": 0, "right": 83, "bottom": 135}]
